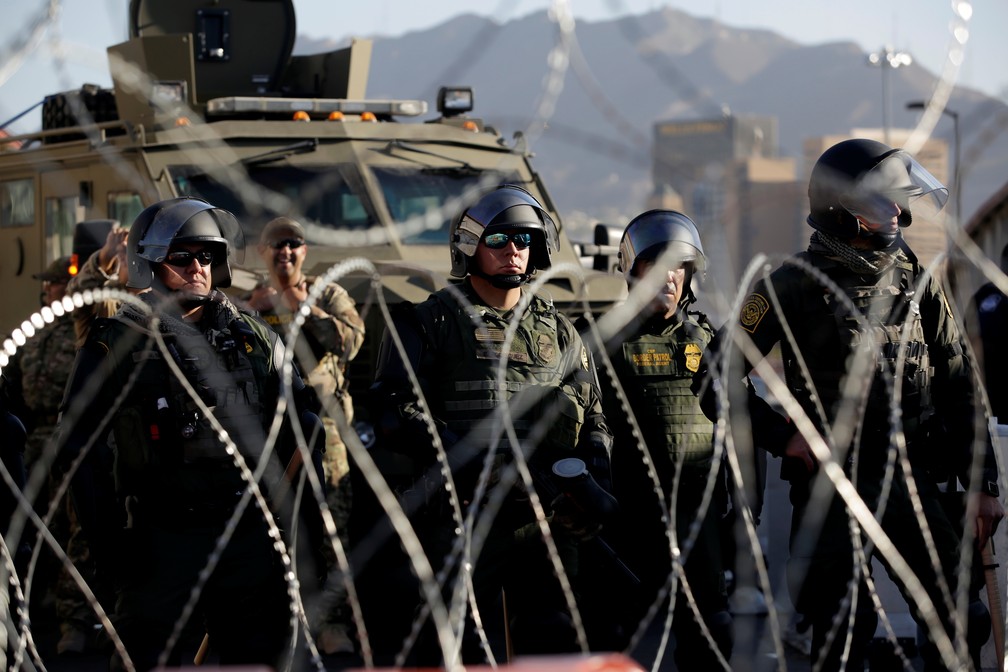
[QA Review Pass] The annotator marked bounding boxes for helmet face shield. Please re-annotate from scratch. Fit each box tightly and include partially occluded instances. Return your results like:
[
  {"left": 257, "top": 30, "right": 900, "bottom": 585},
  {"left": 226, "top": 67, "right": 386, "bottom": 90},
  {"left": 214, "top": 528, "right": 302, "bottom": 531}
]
[
  {"left": 840, "top": 151, "right": 948, "bottom": 225},
  {"left": 139, "top": 200, "right": 244, "bottom": 265},
  {"left": 129, "top": 198, "right": 244, "bottom": 289},
  {"left": 809, "top": 140, "right": 950, "bottom": 238},
  {"left": 618, "top": 209, "right": 706, "bottom": 283}
]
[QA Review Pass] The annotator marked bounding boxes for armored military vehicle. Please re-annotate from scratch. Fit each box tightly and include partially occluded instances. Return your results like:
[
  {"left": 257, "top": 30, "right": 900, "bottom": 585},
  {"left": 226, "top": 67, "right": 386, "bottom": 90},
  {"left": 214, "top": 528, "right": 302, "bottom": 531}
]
[{"left": 0, "top": 0, "right": 623, "bottom": 392}]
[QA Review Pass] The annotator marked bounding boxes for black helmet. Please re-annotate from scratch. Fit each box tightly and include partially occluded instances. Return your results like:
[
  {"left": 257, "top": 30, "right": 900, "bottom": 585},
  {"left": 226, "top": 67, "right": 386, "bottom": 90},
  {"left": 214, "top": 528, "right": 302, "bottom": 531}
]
[
  {"left": 807, "top": 138, "right": 948, "bottom": 245},
  {"left": 618, "top": 209, "right": 706, "bottom": 307},
  {"left": 127, "top": 197, "right": 243, "bottom": 290},
  {"left": 449, "top": 185, "right": 558, "bottom": 285}
]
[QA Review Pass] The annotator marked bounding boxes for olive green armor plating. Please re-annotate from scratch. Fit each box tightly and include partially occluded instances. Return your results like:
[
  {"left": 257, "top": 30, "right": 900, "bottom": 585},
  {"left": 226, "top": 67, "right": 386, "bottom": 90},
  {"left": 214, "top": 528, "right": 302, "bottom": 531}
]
[
  {"left": 615, "top": 317, "right": 715, "bottom": 463},
  {"left": 415, "top": 290, "right": 591, "bottom": 459}
]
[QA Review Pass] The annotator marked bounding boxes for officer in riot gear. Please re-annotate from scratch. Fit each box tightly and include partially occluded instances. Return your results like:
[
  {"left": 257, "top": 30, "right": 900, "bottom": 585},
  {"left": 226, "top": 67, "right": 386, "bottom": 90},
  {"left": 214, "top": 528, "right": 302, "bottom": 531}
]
[
  {"left": 125, "top": 197, "right": 239, "bottom": 294},
  {"left": 57, "top": 197, "right": 324, "bottom": 672},
  {"left": 360, "top": 184, "right": 613, "bottom": 665},
  {"left": 592, "top": 210, "right": 732, "bottom": 666},
  {"left": 448, "top": 183, "right": 558, "bottom": 287},
  {"left": 700, "top": 139, "right": 1003, "bottom": 671}
]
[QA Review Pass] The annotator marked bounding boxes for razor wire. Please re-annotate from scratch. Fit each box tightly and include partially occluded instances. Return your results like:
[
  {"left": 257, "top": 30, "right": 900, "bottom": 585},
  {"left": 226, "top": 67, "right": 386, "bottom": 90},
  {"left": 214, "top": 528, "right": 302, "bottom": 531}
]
[{"left": 1, "top": 0, "right": 1008, "bottom": 671}]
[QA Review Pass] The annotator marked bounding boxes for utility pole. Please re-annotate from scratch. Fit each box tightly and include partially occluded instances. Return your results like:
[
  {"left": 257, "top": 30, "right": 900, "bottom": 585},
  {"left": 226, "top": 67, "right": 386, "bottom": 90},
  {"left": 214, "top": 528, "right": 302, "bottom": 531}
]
[{"left": 867, "top": 46, "right": 913, "bottom": 146}]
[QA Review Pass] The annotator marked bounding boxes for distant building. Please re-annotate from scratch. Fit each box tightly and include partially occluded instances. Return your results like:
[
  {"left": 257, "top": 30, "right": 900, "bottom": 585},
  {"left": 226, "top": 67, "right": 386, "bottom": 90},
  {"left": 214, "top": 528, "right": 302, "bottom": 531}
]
[
  {"left": 650, "top": 120, "right": 953, "bottom": 305},
  {"left": 651, "top": 114, "right": 803, "bottom": 297}
]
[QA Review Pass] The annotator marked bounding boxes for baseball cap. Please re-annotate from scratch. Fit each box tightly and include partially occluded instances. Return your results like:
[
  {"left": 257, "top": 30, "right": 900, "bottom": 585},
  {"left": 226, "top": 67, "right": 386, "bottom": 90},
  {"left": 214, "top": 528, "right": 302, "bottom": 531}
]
[
  {"left": 260, "top": 217, "right": 306, "bottom": 245},
  {"left": 34, "top": 257, "right": 73, "bottom": 283}
]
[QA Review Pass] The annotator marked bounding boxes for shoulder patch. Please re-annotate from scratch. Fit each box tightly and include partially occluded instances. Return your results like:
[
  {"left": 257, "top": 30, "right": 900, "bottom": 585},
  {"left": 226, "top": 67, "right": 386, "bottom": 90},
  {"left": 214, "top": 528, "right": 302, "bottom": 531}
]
[
  {"left": 740, "top": 293, "right": 770, "bottom": 334},
  {"left": 980, "top": 293, "right": 1004, "bottom": 313}
]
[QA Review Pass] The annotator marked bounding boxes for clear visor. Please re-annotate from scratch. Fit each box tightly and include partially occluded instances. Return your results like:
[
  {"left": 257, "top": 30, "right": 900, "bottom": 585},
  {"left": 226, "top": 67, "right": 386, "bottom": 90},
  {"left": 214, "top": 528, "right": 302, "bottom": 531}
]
[
  {"left": 620, "top": 221, "right": 706, "bottom": 279},
  {"left": 649, "top": 241, "right": 701, "bottom": 272},
  {"left": 840, "top": 152, "right": 949, "bottom": 224},
  {"left": 140, "top": 201, "right": 244, "bottom": 265}
]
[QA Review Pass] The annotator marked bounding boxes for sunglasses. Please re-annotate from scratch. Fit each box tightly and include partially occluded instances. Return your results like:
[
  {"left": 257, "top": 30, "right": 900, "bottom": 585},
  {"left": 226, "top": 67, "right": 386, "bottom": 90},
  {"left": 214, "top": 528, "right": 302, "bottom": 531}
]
[
  {"left": 483, "top": 232, "right": 533, "bottom": 250},
  {"left": 163, "top": 249, "right": 216, "bottom": 267},
  {"left": 268, "top": 238, "right": 305, "bottom": 250}
]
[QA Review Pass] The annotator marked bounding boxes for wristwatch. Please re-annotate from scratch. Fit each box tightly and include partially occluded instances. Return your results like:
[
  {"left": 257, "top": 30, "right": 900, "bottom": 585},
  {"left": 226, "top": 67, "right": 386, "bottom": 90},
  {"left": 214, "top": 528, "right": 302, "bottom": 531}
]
[{"left": 982, "top": 479, "right": 1001, "bottom": 498}]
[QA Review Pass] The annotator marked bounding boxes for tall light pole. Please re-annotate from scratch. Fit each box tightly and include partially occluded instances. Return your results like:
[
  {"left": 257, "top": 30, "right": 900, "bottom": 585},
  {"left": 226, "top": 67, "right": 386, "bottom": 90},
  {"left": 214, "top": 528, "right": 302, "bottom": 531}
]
[
  {"left": 867, "top": 46, "right": 913, "bottom": 146},
  {"left": 907, "top": 100, "right": 961, "bottom": 224}
]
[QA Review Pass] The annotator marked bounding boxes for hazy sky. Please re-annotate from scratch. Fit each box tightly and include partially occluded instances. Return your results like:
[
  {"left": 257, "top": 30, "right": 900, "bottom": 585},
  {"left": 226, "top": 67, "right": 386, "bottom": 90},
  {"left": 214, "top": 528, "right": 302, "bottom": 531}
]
[{"left": 2, "top": 0, "right": 1005, "bottom": 134}]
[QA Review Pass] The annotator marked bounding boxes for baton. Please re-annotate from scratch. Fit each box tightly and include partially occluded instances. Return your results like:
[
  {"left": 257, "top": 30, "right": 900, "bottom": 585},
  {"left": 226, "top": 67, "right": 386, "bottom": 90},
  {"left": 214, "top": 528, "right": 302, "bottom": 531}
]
[{"left": 982, "top": 539, "right": 1004, "bottom": 667}]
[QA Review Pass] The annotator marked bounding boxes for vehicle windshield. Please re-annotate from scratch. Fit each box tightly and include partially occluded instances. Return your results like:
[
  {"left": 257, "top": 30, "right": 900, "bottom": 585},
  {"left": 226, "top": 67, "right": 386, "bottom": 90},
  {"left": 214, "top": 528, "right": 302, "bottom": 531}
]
[
  {"left": 170, "top": 164, "right": 372, "bottom": 242},
  {"left": 170, "top": 164, "right": 517, "bottom": 246},
  {"left": 371, "top": 166, "right": 517, "bottom": 244}
]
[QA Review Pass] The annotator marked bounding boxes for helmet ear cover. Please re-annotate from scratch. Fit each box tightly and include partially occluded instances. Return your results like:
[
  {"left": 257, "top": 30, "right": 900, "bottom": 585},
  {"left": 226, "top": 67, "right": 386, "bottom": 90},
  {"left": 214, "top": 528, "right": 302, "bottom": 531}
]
[{"left": 453, "top": 214, "right": 484, "bottom": 259}]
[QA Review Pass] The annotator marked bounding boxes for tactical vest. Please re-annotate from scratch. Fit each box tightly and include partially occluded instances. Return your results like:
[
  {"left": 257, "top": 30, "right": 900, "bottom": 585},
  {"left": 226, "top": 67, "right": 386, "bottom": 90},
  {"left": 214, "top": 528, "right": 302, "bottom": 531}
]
[
  {"left": 785, "top": 253, "right": 932, "bottom": 437},
  {"left": 97, "top": 312, "right": 275, "bottom": 500},
  {"left": 614, "top": 316, "right": 715, "bottom": 464},
  {"left": 416, "top": 289, "right": 590, "bottom": 467}
]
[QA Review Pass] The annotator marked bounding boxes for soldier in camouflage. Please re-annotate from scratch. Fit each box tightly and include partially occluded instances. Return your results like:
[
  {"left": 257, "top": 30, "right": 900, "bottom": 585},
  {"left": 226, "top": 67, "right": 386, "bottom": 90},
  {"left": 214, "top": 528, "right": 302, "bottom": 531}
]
[
  {"left": 5, "top": 256, "right": 96, "bottom": 655},
  {"left": 66, "top": 223, "right": 130, "bottom": 347},
  {"left": 250, "top": 215, "right": 365, "bottom": 655}
]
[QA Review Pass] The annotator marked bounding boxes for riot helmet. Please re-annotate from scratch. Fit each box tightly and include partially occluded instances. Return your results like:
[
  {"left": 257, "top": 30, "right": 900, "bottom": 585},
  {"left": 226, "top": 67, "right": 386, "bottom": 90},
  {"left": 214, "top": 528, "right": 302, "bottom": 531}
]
[
  {"left": 618, "top": 209, "right": 706, "bottom": 308},
  {"left": 450, "top": 184, "right": 558, "bottom": 287},
  {"left": 127, "top": 197, "right": 243, "bottom": 291},
  {"left": 807, "top": 138, "right": 948, "bottom": 247}
]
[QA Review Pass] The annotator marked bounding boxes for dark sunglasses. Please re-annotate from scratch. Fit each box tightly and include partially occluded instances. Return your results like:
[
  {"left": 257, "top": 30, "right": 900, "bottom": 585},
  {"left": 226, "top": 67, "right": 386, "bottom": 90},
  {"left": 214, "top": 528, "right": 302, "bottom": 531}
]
[
  {"left": 268, "top": 238, "right": 305, "bottom": 250},
  {"left": 163, "top": 249, "right": 216, "bottom": 267},
  {"left": 483, "top": 232, "right": 532, "bottom": 250}
]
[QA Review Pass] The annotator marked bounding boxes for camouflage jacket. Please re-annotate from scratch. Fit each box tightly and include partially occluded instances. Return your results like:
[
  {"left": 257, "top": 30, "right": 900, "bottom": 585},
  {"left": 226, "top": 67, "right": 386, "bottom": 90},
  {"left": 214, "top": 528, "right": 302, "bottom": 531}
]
[
  {"left": 257, "top": 278, "right": 365, "bottom": 403},
  {"left": 6, "top": 313, "right": 77, "bottom": 428},
  {"left": 66, "top": 250, "right": 127, "bottom": 348}
]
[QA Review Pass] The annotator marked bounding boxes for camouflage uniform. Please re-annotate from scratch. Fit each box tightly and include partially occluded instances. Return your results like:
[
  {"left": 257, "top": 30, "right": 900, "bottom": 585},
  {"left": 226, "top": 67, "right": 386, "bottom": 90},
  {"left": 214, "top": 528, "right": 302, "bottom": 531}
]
[
  {"left": 6, "top": 309, "right": 94, "bottom": 651},
  {"left": 66, "top": 249, "right": 127, "bottom": 347},
  {"left": 256, "top": 277, "right": 364, "bottom": 653},
  {"left": 257, "top": 279, "right": 364, "bottom": 509}
]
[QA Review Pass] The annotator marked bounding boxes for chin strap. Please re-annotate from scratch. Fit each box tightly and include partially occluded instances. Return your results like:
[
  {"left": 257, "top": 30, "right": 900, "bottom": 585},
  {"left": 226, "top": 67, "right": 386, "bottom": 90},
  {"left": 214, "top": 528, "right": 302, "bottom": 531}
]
[
  {"left": 471, "top": 267, "right": 531, "bottom": 289},
  {"left": 856, "top": 210, "right": 910, "bottom": 250},
  {"left": 856, "top": 226, "right": 899, "bottom": 250}
]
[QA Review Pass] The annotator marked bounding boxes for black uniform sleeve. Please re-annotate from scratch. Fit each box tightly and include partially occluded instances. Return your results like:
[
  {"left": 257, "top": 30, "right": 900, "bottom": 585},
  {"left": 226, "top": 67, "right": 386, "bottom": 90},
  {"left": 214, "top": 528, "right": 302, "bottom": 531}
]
[
  {"left": 57, "top": 335, "right": 126, "bottom": 573},
  {"left": 369, "top": 302, "right": 441, "bottom": 457},
  {"left": 568, "top": 330, "right": 614, "bottom": 492},
  {"left": 920, "top": 276, "right": 999, "bottom": 488},
  {"left": 0, "top": 376, "right": 27, "bottom": 532},
  {"left": 700, "top": 324, "right": 797, "bottom": 460}
]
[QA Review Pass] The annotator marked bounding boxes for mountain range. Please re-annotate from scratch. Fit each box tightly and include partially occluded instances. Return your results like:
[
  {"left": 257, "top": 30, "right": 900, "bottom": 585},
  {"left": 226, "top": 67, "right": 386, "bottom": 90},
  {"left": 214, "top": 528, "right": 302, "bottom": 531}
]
[{"left": 298, "top": 6, "right": 1008, "bottom": 234}]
